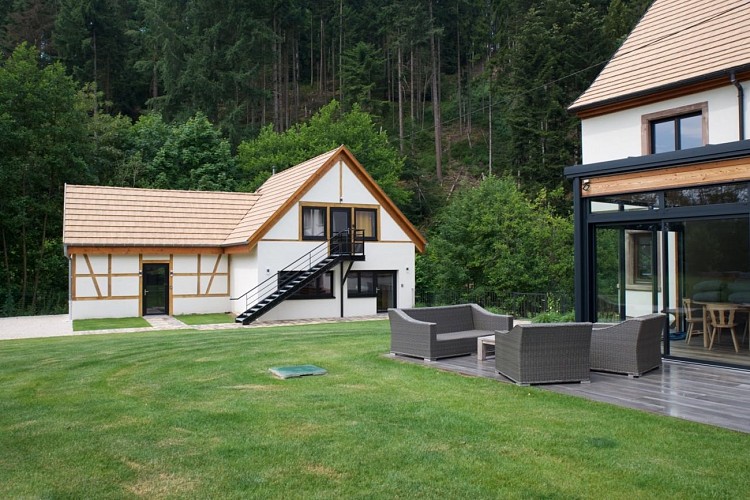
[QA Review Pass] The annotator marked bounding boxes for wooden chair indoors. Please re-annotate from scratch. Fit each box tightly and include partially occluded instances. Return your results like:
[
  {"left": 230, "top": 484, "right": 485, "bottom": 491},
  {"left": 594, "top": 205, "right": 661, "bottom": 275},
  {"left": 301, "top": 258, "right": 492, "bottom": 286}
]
[
  {"left": 706, "top": 303, "right": 740, "bottom": 353},
  {"left": 682, "top": 298, "right": 704, "bottom": 345}
]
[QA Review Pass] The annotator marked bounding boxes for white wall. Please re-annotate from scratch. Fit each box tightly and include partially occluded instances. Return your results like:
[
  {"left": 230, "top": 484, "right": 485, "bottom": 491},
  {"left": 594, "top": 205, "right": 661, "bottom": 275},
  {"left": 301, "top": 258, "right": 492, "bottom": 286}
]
[
  {"left": 229, "top": 251, "right": 258, "bottom": 315},
  {"left": 240, "top": 157, "right": 418, "bottom": 321},
  {"left": 71, "top": 299, "right": 139, "bottom": 319},
  {"left": 351, "top": 242, "right": 416, "bottom": 309},
  {"left": 581, "top": 83, "right": 747, "bottom": 163},
  {"left": 174, "top": 297, "right": 230, "bottom": 315},
  {"left": 71, "top": 252, "right": 234, "bottom": 319}
]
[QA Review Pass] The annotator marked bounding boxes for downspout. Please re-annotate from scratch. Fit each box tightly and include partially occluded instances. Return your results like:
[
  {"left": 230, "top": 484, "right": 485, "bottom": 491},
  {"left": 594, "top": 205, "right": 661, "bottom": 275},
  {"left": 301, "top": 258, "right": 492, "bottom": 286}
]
[{"left": 731, "top": 71, "right": 745, "bottom": 141}]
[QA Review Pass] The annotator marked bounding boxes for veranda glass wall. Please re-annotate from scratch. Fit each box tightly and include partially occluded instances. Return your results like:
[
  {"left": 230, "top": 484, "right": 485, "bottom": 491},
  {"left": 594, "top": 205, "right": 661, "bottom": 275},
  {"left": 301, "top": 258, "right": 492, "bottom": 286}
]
[{"left": 588, "top": 183, "right": 750, "bottom": 369}]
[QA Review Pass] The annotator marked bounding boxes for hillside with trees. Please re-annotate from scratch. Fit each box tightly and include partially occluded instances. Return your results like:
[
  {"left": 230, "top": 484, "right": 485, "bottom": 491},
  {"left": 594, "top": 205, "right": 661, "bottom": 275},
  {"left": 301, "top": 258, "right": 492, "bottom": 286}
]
[{"left": 0, "top": 0, "right": 651, "bottom": 316}]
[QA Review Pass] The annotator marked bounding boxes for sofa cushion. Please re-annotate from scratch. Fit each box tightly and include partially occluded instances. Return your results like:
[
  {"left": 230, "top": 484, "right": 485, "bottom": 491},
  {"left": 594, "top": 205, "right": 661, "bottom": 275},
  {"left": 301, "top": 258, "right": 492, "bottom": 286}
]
[
  {"left": 404, "top": 305, "right": 475, "bottom": 334},
  {"left": 693, "top": 291, "right": 722, "bottom": 302},
  {"left": 693, "top": 280, "right": 723, "bottom": 292},
  {"left": 437, "top": 330, "right": 493, "bottom": 342}
]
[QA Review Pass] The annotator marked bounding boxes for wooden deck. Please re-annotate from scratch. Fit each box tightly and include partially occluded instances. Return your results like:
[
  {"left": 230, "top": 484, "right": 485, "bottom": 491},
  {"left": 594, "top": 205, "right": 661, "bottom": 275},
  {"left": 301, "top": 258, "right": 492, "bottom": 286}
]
[{"left": 389, "top": 353, "right": 750, "bottom": 434}]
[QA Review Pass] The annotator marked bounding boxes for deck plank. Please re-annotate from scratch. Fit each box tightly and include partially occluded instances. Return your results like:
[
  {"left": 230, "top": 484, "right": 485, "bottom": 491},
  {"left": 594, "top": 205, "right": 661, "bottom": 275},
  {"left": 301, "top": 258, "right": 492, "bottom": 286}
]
[{"left": 388, "top": 353, "right": 750, "bottom": 434}]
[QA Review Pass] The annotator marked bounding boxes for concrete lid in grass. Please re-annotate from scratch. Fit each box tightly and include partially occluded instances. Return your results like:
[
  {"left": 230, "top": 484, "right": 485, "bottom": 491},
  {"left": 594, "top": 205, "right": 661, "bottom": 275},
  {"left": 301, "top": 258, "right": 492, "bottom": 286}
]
[{"left": 269, "top": 365, "right": 327, "bottom": 379}]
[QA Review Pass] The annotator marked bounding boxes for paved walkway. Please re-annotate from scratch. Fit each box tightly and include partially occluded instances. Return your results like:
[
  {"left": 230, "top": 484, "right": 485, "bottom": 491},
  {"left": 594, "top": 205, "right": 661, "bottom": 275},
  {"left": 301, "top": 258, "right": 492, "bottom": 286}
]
[{"left": 0, "top": 314, "right": 387, "bottom": 340}]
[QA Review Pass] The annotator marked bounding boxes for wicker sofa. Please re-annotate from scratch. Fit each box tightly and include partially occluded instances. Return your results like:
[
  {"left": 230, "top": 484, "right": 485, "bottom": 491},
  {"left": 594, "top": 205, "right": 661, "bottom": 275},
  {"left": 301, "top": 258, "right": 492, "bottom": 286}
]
[
  {"left": 590, "top": 313, "right": 665, "bottom": 377},
  {"left": 495, "top": 323, "right": 593, "bottom": 385},
  {"left": 388, "top": 304, "right": 513, "bottom": 361}
]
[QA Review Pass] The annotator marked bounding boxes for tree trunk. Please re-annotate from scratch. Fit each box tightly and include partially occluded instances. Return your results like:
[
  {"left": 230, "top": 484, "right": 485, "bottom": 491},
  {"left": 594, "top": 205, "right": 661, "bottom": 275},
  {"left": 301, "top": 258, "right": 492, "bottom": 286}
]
[
  {"left": 1, "top": 229, "right": 10, "bottom": 290},
  {"left": 30, "top": 211, "right": 48, "bottom": 310},
  {"left": 339, "top": 0, "right": 343, "bottom": 104},
  {"left": 294, "top": 34, "right": 300, "bottom": 124},
  {"left": 430, "top": 0, "right": 442, "bottom": 182},
  {"left": 20, "top": 221, "right": 27, "bottom": 310},
  {"left": 488, "top": 81, "right": 492, "bottom": 176},
  {"left": 151, "top": 55, "right": 158, "bottom": 100},
  {"left": 272, "top": 15, "right": 281, "bottom": 131},
  {"left": 409, "top": 45, "right": 416, "bottom": 126},
  {"left": 319, "top": 17, "right": 324, "bottom": 95},
  {"left": 456, "top": 13, "right": 462, "bottom": 135},
  {"left": 397, "top": 40, "right": 404, "bottom": 154}
]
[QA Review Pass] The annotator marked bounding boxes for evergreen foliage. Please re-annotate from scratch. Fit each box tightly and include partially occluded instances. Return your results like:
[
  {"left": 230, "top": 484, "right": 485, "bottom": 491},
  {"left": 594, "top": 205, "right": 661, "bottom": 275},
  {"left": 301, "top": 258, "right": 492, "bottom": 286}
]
[
  {"left": 0, "top": 1, "right": 652, "bottom": 315},
  {"left": 0, "top": 43, "right": 91, "bottom": 314},
  {"left": 420, "top": 176, "right": 573, "bottom": 297},
  {"left": 237, "top": 100, "right": 408, "bottom": 206}
]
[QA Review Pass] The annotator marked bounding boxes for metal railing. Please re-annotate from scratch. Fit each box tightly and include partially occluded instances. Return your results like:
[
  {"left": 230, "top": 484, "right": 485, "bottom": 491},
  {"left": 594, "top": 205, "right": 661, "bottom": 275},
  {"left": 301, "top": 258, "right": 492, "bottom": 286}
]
[
  {"left": 231, "top": 229, "right": 365, "bottom": 314},
  {"left": 415, "top": 290, "right": 573, "bottom": 319}
]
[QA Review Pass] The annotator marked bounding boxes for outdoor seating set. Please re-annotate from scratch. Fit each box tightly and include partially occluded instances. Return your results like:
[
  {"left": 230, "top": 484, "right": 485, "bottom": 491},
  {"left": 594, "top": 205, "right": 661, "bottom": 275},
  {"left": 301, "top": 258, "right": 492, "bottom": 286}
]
[
  {"left": 682, "top": 298, "right": 749, "bottom": 353},
  {"left": 388, "top": 304, "right": 666, "bottom": 386}
]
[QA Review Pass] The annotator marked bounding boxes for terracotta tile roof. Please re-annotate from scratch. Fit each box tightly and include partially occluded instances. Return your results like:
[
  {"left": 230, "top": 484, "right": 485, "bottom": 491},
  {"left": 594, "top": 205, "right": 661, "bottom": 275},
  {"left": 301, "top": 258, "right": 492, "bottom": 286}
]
[
  {"left": 570, "top": 0, "right": 750, "bottom": 112},
  {"left": 223, "top": 147, "right": 340, "bottom": 246},
  {"left": 64, "top": 185, "right": 259, "bottom": 247}
]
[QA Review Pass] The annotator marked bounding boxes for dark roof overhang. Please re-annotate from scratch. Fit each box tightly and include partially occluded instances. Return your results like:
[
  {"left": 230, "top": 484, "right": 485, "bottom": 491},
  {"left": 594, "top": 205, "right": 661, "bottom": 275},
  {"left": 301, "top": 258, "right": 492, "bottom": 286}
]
[
  {"left": 564, "top": 139, "right": 750, "bottom": 179},
  {"left": 569, "top": 65, "right": 750, "bottom": 116}
]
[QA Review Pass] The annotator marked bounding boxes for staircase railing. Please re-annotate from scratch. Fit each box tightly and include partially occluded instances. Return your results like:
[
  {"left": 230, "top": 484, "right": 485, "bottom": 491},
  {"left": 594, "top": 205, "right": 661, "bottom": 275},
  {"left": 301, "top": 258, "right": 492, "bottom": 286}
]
[{"left": 231, "top": 229, "right": 365, "bottom": 315}]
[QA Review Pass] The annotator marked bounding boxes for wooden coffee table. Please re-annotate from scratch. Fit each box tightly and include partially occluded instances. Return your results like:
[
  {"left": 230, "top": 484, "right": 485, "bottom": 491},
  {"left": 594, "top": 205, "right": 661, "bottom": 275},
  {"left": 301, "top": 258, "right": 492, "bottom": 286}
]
[{"left": 477, "top": 335, "right": 495, "bottom": 360}]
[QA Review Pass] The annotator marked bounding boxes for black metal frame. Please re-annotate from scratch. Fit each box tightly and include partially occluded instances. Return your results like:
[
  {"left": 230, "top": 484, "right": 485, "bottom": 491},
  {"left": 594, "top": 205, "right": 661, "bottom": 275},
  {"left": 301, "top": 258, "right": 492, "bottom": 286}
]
[
  {"left": 231, "top": 229, "right": 365, "bottom": 324},
  {"left": 566, "top": 140, "right": 750, "bottom": 369},
  {"left": 142, "top": 263, "right": 169, "bottom": 316}
]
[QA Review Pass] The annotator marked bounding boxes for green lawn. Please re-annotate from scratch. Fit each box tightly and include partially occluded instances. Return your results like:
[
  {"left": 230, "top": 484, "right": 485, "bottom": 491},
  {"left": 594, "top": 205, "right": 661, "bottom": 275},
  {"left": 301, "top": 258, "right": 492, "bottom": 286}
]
[
  {"left": 1, "top": 320, "right": 748, "bottom": 498},
  {"left": 174, "top": 312, "right": 236, "bottom": 325},
  {"left": 73, "top": 316, "right": 151, "bottom": 331}
]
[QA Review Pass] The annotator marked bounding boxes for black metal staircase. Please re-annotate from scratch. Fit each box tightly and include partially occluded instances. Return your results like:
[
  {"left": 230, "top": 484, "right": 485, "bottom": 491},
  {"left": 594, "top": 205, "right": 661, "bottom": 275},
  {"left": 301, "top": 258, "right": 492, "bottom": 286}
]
[{"left": 232, "top": 230, "right": 365, "bottom": 325}]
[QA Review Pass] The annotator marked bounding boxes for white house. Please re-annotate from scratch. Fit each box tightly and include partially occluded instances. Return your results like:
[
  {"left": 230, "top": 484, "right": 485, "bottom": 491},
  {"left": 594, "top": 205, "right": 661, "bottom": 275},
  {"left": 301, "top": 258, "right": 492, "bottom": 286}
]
[
  {"left": 565, "top": 0, "right": 750, "bottom": 368},
  {"left": 63, "top": 145, "right": 426, "bottom": 323}
]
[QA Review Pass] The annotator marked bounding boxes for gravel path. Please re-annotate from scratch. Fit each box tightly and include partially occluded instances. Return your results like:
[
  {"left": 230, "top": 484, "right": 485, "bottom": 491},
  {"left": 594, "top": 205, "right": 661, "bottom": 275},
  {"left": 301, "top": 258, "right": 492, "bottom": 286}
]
[
  {"left": 0, "top": 314, "right": 387, "bottom": 340},
  {"left": 0, "top": 315, "right": 74, "bottom": 340}
]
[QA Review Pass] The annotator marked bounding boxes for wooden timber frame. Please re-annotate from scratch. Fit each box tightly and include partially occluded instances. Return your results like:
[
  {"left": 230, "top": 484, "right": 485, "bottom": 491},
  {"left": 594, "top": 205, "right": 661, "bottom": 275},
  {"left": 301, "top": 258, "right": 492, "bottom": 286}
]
[
  {"left": 580, "top": 156, "right": 750, "bottom": 198},
  {"left": 68, "top": 246, "right": 231, "bottom": 316}
]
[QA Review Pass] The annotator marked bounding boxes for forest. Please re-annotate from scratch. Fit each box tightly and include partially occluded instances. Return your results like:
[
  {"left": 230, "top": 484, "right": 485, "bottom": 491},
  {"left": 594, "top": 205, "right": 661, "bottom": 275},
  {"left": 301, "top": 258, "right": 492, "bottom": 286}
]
[{"left": 0, "top": 0, "right": 651, "bottom": 316}]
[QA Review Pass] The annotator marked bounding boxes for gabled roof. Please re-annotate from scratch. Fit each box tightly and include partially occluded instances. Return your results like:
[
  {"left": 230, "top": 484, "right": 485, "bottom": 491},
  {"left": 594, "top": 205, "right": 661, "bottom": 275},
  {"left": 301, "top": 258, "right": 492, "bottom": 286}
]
[
  {"left": 63, "top": 185, "right": 260, "bottom": 247},
  {"left": 570, "top": 0, "right": 750, "bottom": 115},
  {"left": 226, "top": 145, "right": 426, "bottom": 252},
  {"left": 223, "top": 148, "right": 338, "bottom": 246},
  {"left": 63, "top": 146, "right": 426, "bottom": 252}
]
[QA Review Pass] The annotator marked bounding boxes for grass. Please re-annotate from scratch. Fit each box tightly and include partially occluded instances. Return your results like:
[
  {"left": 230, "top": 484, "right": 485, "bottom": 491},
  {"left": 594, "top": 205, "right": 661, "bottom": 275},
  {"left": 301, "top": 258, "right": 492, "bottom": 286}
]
[
  {"left": 174, "top": 312, "right": 236, "bottom": 325},
  {"left": 72, "top": 316, "right": 151, "bottom": 331},
  {"left": 1, "top": 320, "right": 748, "bottom": 498}
]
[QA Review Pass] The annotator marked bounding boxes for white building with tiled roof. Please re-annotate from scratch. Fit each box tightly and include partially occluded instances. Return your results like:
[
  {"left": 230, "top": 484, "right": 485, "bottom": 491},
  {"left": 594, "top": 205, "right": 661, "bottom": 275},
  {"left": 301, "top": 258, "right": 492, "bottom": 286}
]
[
  {"left": 63, "top": 146, "right": 426, "bottom": 322},
  {"left": 565, "top": 0, "right": 750, "bottom": 370}
]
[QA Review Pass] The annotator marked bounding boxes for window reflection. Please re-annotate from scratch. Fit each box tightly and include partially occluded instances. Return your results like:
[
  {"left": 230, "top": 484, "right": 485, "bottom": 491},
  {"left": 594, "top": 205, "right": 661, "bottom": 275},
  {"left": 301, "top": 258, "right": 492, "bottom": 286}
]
[
  {"left": 591, "top": 192, "right": 659, "bottom": 213},
  {"left": 665, "top": 184, "right": 748, "bottom": 207}
]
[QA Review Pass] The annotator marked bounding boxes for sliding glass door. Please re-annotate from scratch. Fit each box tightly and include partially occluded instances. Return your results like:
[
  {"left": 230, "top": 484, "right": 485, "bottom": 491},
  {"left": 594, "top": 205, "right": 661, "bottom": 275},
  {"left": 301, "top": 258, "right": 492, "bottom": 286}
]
[{"left": 665, "top": 217, "right": 750, "bottom": 367}]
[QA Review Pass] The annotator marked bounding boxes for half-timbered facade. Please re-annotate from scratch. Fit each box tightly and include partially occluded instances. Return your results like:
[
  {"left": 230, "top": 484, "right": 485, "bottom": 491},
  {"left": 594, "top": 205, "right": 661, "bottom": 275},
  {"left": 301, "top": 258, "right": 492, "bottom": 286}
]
[{"left": 63, "top": 146, "right": 426, "bottom": 322}]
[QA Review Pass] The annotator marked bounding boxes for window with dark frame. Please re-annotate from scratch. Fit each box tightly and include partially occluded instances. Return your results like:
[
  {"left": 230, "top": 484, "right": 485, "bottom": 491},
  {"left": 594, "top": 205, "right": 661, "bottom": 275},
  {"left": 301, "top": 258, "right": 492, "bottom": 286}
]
[
  {"left": 651, "top": 112, "right": 702, "bottom": 154},
  {"left": 347, "top": 271, "right": 377, "bottom": 297},
  {"left": 632, "top": 233, "right": 654, "bottom": 285},
  {"left": 354, "top": 208, "right": 377, "bottom": 240},
  {"left": 302, "top": 206, "right": 327, "bottom": 240},
  {"left": 278, "top": 271, "right": 334, "bottom": 299}
]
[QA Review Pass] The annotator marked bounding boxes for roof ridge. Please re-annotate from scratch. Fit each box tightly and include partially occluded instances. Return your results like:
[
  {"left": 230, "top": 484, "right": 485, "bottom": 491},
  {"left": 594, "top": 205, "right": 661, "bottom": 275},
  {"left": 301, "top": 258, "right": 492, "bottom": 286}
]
[{"left": 67, "top": 183, "right": 259, "bottom": 197}]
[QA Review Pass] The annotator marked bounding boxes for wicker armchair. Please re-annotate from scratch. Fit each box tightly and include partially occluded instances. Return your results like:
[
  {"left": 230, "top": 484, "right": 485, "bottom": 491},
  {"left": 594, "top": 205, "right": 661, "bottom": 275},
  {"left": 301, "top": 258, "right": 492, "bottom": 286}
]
[
  {"left": 495, "top": 323, "right": 593, "bottom": 385},
  {"left": 389, "top": 304, "right": 513, "bottom": 361},
  {"left": 590, "top": 313, "right": 665, "bottom": 377}
]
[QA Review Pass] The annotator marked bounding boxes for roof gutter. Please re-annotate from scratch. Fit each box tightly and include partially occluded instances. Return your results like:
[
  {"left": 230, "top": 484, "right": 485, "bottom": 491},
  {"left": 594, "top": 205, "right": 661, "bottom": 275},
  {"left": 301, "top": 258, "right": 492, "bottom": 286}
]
[
  {"left": 731, "top": 71, "right": 746, "bottom": 141},
  {"left": 570, "top": 65, "right": 750, "bottom": 118}
]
